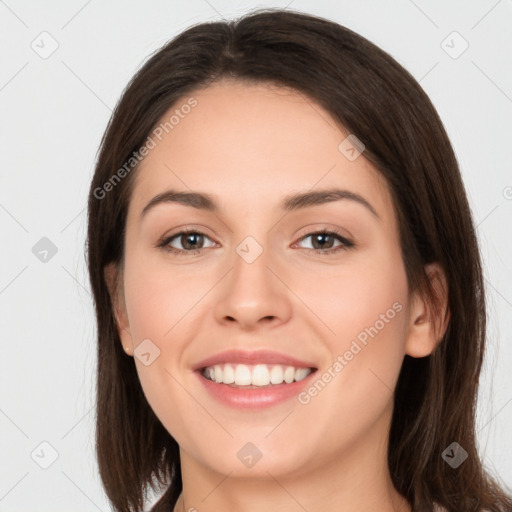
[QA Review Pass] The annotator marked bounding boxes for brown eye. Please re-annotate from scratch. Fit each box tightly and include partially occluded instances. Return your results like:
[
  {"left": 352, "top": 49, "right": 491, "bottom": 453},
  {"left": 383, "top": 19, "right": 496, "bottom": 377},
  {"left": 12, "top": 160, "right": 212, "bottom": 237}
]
[
  {"left": 296, "top": 230, "right": 354, "bottom": 254},
  {"left": 159, "top": 230, "right": 215, "bottom": 255}
]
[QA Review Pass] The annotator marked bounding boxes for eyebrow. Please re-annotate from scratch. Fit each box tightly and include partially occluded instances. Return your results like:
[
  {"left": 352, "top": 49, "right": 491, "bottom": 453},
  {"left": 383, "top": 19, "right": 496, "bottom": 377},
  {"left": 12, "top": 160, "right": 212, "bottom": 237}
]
[{"left": 140, "top": 187, "right": 380, "bottom": 220}]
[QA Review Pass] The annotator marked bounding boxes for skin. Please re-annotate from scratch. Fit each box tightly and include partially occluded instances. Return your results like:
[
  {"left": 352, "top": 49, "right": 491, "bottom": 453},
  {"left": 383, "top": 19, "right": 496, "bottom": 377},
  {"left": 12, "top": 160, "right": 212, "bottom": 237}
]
[{"left": 105, "top": 79, "right": 449, "bottom": 512}]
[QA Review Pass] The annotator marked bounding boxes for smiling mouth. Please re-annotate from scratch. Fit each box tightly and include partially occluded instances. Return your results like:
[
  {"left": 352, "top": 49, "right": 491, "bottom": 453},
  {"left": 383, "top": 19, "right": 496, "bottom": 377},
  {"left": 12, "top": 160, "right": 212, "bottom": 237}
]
[{"left": 199, "top": 363, "right": 317, "bottom": 388}]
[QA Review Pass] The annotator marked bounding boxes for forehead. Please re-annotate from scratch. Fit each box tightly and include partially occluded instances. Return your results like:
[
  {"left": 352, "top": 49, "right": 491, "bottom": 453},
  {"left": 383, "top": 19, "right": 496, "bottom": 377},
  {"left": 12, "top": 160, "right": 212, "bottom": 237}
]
[{"left": 128, "top": 80, "right": 393, "bottom": 223}]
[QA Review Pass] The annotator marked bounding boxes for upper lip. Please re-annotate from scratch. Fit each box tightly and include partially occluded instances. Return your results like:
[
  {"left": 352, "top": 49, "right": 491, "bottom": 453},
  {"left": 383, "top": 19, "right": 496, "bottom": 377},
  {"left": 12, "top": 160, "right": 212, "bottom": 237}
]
[{"left": 192, "top": 349, "right": 318, "bottom": 371}]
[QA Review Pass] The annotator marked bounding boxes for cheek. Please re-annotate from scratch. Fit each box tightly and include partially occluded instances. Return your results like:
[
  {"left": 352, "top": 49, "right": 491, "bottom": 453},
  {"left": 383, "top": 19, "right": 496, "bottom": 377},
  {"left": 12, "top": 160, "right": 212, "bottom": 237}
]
[
  {"left": 298, "top": 244, "right": 407, "bottom": 374},
  {"left": 122, "top": 249, "right": 199, "bottom": 342},
  {"left": 121, "top": 256, "right": 200, "bottom": 442},
  {"left": 306, "top": 248, "right": 409, "bottom": 428},
  {"left": 299, "top": 242, "right": 408, "bottom": 346}
]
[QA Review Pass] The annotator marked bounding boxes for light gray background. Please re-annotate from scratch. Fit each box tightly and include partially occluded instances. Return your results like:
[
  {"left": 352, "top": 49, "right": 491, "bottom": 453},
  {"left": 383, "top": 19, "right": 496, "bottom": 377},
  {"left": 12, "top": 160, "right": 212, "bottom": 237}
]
[{"left": 1, "top": 0, "right": 511, "bottom": 510}]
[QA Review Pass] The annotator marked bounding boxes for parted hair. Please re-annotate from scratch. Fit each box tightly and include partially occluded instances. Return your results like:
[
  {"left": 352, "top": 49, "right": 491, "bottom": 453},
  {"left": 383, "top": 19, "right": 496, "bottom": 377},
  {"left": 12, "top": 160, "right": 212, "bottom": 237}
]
[{"left": 86, "top": 8, "right": 512, "bottom": 512}]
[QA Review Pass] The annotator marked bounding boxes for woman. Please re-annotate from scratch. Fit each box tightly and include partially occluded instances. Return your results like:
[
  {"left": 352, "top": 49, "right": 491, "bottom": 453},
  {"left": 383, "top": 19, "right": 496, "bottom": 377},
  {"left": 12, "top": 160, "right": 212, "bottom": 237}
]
[{"left": 86, "top": 8, "right": 512, "bottom": 512}]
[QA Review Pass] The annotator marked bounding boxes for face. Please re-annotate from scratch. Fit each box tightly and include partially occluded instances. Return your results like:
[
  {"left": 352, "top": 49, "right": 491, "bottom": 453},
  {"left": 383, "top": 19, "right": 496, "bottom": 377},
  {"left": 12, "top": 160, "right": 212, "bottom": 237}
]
[{"left": 109, "top": 79, "right": 430, "bottom": 481}]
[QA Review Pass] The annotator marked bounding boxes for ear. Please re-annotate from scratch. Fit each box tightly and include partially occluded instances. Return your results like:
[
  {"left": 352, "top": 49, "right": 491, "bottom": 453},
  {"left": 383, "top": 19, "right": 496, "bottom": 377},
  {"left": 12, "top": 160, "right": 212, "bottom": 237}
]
[
  {"left": 405, "top": 262, "right": 450, "bottom": 358},
  {"left": 104, "top": 263, "right": 134, "bottom": 354}
]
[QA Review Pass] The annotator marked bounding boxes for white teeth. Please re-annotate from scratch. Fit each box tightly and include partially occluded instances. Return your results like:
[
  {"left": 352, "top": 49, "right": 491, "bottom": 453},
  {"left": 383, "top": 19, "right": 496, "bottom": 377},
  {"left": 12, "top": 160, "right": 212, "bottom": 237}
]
[
  {"left": 270, "top": 365, "right": 284, "bottom": 384},
  {"left": 284, "top": 366, "right": 295, "bottom": 383},
  {"left": 234, "top": 364, "right": 252, "bottom": 386},
  {"left": 294, "top": 367, "right": 311, "bottom": 382},
  {"left": 222, "top": 364, "right": 235, "bottom": 384},
  {"left": 214, "top": 365, "right": 223, "bottom": 384},
  {"left": 251, "top": 364, "right": 270, "bottom": 386},
  {"left": 203, "top": 363, "right": 313, "bottom": 387}
]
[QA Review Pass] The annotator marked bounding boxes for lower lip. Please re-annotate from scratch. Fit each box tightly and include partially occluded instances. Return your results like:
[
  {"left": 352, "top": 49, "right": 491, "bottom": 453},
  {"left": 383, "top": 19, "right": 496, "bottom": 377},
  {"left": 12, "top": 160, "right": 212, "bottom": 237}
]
[{"left": 195, "top": 370, "right": 317, "bottom": 409}]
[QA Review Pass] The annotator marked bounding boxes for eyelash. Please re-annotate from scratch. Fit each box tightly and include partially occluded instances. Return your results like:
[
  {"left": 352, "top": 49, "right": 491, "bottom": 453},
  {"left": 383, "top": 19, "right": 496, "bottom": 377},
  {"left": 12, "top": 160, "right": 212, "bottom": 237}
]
[{"left": 157, "top": 227, "right": 354, "bottom": 257}]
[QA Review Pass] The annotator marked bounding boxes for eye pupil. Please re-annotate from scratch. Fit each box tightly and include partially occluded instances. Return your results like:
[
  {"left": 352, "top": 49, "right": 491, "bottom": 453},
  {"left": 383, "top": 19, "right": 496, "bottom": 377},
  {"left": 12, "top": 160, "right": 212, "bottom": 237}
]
[
  {"left": 312, "top": 233, "right": 334, "bottom": 249},
  {"left": 183, "top": 233, "right": 202, "bottom": 250}
]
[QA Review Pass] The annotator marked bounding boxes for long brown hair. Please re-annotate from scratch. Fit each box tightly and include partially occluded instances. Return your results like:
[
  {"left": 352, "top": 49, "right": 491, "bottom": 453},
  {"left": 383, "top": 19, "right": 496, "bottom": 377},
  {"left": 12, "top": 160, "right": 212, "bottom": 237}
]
[{"left": 86, "top": 8, "right": 512, "bottom": 512}]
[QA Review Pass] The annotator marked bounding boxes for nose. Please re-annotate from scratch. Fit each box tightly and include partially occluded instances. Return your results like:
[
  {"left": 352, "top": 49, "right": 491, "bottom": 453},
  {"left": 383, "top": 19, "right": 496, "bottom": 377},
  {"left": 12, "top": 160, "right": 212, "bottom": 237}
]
[{"left": 214, "top": 246, "right": 292, "bottom": 331}]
